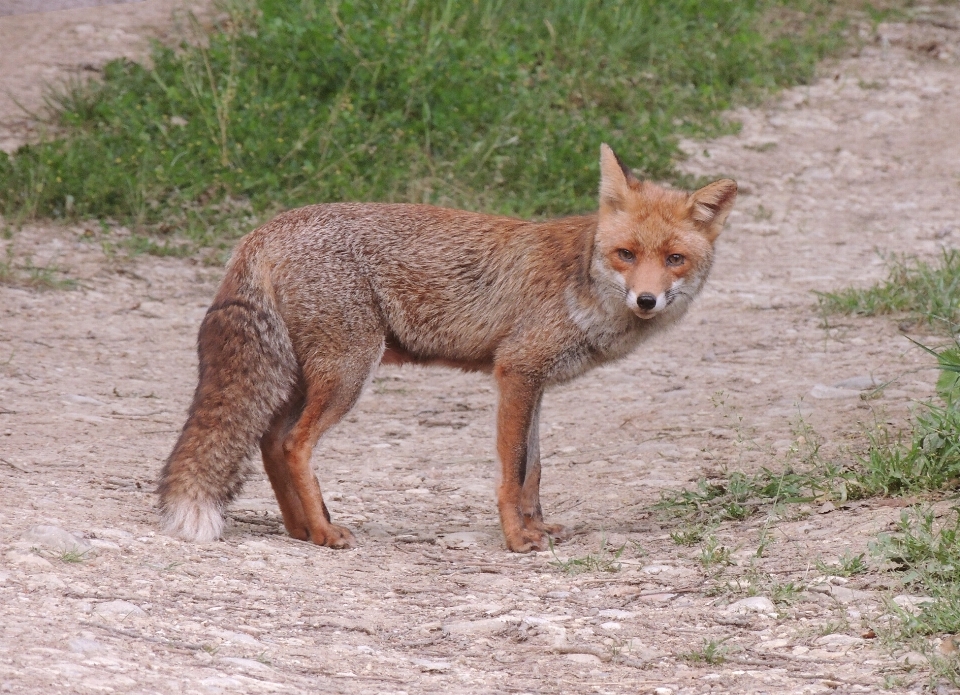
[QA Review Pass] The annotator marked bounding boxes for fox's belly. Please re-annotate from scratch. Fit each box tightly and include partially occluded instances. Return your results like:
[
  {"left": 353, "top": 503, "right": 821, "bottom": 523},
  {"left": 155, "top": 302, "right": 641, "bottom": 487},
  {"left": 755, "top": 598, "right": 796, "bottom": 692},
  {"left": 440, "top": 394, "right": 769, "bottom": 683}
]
[{"left": 380, "top": 334, "right": 494, "bottom": 373}]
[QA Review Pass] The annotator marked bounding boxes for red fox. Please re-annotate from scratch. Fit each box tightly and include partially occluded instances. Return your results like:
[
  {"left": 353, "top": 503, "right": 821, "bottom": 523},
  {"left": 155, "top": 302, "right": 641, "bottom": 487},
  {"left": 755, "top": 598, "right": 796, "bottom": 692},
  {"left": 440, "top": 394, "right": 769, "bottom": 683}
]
[{"left": 158, "top": 144, "right": 736, "bottom": 552}]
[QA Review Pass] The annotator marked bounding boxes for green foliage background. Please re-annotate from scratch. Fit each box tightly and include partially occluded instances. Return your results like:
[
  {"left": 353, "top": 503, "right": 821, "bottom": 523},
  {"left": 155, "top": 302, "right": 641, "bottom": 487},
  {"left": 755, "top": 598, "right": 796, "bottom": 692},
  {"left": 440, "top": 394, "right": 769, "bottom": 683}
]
[{"left": 0, "top": 0, "right": 839, "bottom": 244}]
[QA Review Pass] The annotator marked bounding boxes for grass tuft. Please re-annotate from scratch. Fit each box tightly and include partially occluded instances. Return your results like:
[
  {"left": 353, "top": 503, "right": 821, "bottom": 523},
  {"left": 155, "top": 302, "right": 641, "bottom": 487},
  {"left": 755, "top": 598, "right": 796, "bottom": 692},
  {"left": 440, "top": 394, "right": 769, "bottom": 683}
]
[
  {"left": 817, "top": 250, "right": 960, "bottom": 332},
  {"left": 679, "top": 637, "right": 730, "bottom": 664},
  {"left": 816, "top": 551, "right": 868, "bottom": 578},
  {"left": 549, "top": 538, "right": 625, "bottom": 575},
  {"left": 872, "top": 507, "right": 960, "bottom": 644}
]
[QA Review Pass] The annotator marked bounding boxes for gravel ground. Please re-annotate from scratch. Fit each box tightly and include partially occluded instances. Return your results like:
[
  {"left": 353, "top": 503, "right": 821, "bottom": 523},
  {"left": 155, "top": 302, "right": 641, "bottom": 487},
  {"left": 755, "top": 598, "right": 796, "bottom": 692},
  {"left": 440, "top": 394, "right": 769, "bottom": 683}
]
[{"left": 2, "top": 5, "right": 960, "bottom": 694}]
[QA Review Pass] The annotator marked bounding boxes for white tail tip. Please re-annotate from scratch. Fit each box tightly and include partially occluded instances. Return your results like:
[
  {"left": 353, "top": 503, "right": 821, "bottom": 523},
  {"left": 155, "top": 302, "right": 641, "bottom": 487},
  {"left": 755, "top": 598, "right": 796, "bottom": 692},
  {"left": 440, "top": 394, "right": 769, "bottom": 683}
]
[{"left": 161, "top": 497, "right": 224, "bottom": 542}]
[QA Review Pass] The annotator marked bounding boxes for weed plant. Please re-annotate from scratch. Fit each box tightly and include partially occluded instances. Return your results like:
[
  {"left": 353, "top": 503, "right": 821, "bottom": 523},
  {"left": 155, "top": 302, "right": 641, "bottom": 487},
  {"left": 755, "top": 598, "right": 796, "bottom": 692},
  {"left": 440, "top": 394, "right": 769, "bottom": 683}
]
[
  {"left": 548, "top": 537, "right": 626, "bottom": 575},
  {"left": 817, "top": 250, "right": 960, "bottom": 332},
  {"left": 679, "top": 637, "right": 730, "bottom": 664},
  {"left": 872, "top": 507, "right": 960, "bottom": 637},
  {"left": 659, "top": 338, "right": 960, "bottom": 525},
  {"left": 857, "top": 338, "right": 960, "bottom": 496},
  {"left": 0, "top": 0, "right": 842, "bottom": 247}
]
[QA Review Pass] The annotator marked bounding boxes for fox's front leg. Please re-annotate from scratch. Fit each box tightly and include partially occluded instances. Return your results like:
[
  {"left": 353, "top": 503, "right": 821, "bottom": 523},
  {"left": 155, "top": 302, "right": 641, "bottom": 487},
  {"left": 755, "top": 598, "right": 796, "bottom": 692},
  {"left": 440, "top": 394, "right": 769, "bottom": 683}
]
[
  {"left": 519, "top": 392, "right": 570, "bottom": 542},
  {"left": 494, "top": 366, "right": 550, "bottom": 552}
]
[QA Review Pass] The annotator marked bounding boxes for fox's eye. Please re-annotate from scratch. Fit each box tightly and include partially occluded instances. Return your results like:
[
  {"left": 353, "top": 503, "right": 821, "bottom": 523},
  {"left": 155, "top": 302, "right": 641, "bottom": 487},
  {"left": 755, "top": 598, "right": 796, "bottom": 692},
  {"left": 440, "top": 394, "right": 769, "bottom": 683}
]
[
  {"left": 666, "top": 253, "right": 685, "bottom": 267},
  {"left": 617, "top": 249, "right": 635, "bottom": 262}
]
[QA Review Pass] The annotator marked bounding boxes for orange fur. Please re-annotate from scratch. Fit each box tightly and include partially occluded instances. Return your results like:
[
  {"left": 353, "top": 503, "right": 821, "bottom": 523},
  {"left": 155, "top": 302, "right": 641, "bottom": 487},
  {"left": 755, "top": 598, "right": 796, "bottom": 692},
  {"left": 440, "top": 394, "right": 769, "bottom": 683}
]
[{"left": 158, "top": 144, "right": 736, "bottom": 552}]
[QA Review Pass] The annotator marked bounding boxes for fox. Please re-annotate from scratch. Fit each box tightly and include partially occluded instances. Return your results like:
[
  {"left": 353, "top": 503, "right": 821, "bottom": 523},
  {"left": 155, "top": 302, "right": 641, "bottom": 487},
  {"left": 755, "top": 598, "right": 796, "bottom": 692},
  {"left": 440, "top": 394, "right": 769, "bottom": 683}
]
[{"left": 157, "top": 143, "right": 736, "bottom": 553}]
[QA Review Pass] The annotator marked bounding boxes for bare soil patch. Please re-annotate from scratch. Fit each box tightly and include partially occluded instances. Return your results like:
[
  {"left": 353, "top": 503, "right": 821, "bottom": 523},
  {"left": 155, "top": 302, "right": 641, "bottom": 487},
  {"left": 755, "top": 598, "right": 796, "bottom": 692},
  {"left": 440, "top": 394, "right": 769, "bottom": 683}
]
[
  {"left": 2, "top": 8, "right": 960, "bottom": 694},
  {"left": 0, "top": 0, "right": 205, "bottom": 153}
]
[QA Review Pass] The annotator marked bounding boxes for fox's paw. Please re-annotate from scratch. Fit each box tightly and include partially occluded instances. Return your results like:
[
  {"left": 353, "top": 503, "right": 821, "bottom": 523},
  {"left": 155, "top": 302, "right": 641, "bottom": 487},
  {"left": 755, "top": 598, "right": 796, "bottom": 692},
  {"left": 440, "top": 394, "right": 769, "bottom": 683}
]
[
  {"left": 524, "top": 517, "right": 572, "bottom": 543},
  {"left": 504, "top": 528, "right": 550, "bottom": 553},
  {"left": 308, "top": 523, "right": 356, "bottom": 550}
]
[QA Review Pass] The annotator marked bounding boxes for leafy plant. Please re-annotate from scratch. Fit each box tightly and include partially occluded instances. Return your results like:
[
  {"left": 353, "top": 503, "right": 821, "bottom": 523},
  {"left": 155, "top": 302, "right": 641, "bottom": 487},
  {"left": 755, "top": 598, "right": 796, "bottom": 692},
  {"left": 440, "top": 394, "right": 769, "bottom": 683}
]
[
  {"left": 680, "top": 637, "right": 730, "bottom": 664},
  {"left": 872, "top": 507, "right": 960, "bottom": 637},
  {"left": 816, "top": 551, "right": 868, "bottom": 578},
  {"left": 699, "top": 535, "right": 732, "bottom": 570}
]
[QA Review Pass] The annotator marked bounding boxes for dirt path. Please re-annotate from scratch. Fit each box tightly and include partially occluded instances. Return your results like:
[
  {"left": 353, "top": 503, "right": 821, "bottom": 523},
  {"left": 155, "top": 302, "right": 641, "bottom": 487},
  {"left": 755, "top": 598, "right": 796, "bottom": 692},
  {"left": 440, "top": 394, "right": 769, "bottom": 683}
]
[
  {"left": 2, "top": 8, "right": 960, "bottom": 694},
  {"left": 0, "top": 0, "right": 205, "bottom": 153}
]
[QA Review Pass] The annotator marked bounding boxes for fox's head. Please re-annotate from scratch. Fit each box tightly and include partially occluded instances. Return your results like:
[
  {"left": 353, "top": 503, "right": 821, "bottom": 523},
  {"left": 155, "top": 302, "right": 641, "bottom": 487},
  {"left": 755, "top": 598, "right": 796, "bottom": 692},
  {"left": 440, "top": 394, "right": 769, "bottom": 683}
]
[{"left": 592, "top": 143, "right": 736, "bottom": 320}]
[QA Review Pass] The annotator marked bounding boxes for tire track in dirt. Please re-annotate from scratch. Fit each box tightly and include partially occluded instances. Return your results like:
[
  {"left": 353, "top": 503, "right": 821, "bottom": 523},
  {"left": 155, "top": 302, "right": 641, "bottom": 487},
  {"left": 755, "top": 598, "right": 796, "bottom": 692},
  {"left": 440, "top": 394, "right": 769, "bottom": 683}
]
[{"left": 2, "top": 8, "right": 960, "bottom": 694}]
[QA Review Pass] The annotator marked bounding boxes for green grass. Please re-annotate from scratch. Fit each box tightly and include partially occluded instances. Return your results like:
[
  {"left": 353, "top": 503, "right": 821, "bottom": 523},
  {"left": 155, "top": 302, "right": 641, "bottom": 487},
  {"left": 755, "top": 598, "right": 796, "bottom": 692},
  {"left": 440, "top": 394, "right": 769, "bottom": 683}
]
[
  {"left": 658, "top": 346, "right": 960, "bottom": 524},
  {"left": 699, "top": 535, "right": 733, "bottom": 570},
  {"left": 549, "top": 538, "right": 626, "bottom": 575},
  {"left": 0, "top": 0, "right": 843, "bottom": 248},
  {"left": 0, "top": 242, "right": 77, "bottom": 290},
  {"left": 872, "top": 506, "right": 960, "bottom": 661},
  {"left": 679, "top": 637, "right": 730, "bottom": 664},
  {"left": 57, "top": 548, "right": 90, "bottom": 563},
  {"left": 819, "top": 291, "right": 960, "bottom": 681},
  {"left": 854, "top": 338, "right": 960, "bottom": 498},
  {"left": 655, "top": 461, "right": 860, "bottom": 524},
  {"left": 817, "top": 250, "right": 960, "bottom": 332},
  {"left": 816, "top": 551, "right": 868, "bottom": 577}
]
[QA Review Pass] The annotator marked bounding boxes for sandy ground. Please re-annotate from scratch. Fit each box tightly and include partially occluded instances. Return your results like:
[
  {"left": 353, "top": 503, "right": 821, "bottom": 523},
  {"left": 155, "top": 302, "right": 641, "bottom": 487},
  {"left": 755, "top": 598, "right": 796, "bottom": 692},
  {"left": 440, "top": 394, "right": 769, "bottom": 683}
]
[
  {"left": 2, "top": 5, "right": 960, "bottom": 694},
  {"left": 0, "top": 0, "right": 206, "bottom": 153}
]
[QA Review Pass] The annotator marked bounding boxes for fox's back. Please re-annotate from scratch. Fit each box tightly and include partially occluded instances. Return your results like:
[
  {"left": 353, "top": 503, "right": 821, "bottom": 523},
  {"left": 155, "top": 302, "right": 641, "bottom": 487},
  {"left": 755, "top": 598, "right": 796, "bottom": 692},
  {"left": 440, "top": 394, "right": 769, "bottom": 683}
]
[{"left": 236, "top": 203, "right": 594, "bottom": 362}]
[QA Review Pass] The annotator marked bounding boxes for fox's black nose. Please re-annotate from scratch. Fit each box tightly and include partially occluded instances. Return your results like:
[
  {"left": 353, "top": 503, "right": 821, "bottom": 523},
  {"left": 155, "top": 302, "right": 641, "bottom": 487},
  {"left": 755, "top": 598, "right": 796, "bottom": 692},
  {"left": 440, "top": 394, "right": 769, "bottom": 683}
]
[{"left": 637, "top": 293, "right": 658, "bottom": 311}]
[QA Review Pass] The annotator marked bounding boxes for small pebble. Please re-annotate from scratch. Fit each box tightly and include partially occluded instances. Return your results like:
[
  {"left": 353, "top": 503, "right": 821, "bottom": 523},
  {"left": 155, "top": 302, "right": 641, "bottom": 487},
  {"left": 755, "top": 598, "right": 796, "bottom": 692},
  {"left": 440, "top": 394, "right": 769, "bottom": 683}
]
[
  {"left": 94, "top": 600, "right": 146, "bottom": 617},
  {"left": 726, "top": 596, "right": 775, "bottom": 614}
]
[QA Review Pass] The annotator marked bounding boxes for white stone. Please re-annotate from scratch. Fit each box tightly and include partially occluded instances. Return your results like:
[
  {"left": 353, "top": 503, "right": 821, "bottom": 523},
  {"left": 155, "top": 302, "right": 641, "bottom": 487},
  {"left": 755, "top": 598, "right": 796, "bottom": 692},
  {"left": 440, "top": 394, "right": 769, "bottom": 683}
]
[
  {"left": 893, "top": 595, "right": 934, "bottom": 610},
  {"left": 815, "top": 634, "right": 865, "bottom": 648},
  {"left": 22, "top": 525, "right": 92, "bottom": 555},
  {"left": 88, "top": 539, "right": 121, "bottom": 552},
  {"left": 28, "top": 573, "right": 66, "bottom": 590},
  {"left": 833, "top": 376, "right": 879, "bottom": 390},
  {"left": 215, "top": 630, "right": 263, "bottom": 647},
  {"left": 411, "top": 658, "right": 451, "bottom": 672},
  {"left": 438, "top": 531, "right": 488, "bottom": 549},
  {"left": 597, "top": 609, "right": 634, "bottom": 619},
  {"left": 810, "top": 384, "right": 861, "bottom": 400},
  {"left": 199, "top": 676, "right": 245, "bottom": 693},
  {"left": 898, "top": 651, "right": 927, "bottom": 666},
  {"left": 63, "top": 394, "right": 106, "bottom": 406},
  {"left": 566, "top": 653, "right": 602, "bottom": 665},
  {"left": 642, "top": 564, "right": 675, "bottom": 575},
  {"left": 599, "top": 622, "right": 622, "bottom": 631},
  {"left": 217, "top": 657, "right": 274, "bottom": 674},
  {"left": 726, "top": 597, "right": 776, "bottom": 614},
  {"left": 443, "top": 616, "right": 520, "bottom": 635},
  {"left": 94, "top": 600, "right": 146, "bottom": 617},
  {"left": 5, "top": 550, "right": 53, "bottom": 570}
]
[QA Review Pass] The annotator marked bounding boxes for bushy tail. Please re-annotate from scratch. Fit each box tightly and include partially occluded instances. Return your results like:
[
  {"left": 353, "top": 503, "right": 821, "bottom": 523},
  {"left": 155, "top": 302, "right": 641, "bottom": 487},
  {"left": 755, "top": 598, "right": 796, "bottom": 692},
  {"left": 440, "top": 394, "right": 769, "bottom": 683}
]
[{"left": 158, "top": 268, "right": 296, "bottom": 542}]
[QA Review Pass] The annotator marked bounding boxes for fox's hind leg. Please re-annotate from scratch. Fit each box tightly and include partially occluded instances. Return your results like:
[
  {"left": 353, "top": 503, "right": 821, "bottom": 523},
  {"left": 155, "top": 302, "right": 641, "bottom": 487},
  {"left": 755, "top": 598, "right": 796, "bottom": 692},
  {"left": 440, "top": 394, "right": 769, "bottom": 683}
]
[
  {"left": 280, "top": 346, "right": 383, "bottom": 548},
  {"left": 260, "top": 388, "right": 312, "bottom": 540},
  {"left": 519, "top": 393, "right": 571, "bottom": 542}
]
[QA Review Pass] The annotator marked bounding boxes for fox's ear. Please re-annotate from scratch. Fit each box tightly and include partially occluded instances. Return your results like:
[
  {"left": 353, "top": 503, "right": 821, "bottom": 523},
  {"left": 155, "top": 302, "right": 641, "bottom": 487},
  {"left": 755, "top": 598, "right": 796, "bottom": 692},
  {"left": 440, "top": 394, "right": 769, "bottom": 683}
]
[
  {"left": 599, "top": 143, "right": 637, "bottom": 211},
  {"left": 689, "top": 179, "right": 737, "bottom": 241}
]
